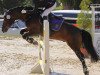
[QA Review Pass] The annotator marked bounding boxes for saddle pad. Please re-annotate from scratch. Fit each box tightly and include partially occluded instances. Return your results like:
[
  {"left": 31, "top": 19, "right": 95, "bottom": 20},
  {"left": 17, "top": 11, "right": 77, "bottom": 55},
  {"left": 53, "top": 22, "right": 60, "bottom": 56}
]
[{"left": 49, "top": 13, "right": 64, "bottom": 31}]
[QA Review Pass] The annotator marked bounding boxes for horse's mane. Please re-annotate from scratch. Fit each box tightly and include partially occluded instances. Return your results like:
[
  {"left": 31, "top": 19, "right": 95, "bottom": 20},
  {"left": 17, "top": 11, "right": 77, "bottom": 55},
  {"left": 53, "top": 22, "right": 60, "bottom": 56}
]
[
  {"left": 7, "top": 6, "right": 34, "bottom": 13},
  {"left": 6, "top": 6, "right": 43, "bottom": 22}
]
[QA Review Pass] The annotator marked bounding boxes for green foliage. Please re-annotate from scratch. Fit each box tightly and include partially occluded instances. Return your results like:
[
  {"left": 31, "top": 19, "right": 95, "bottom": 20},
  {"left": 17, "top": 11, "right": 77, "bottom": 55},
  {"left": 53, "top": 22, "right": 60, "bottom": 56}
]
[
  {"left": 19, "top": 0, "right": 32, "bottom": 6},
  {"left": 0, "top": 0, "right": 32, "bottom": 14},
  {"left": 55, "top": 5, "right": 63, "bottom": 10},
  {"left": 59, "top": 0, "right": 82, "bottom": 9},
  {"left": 80, "top": 0, "right": 91, "bottom": 10},
  {"left": 77, "top": 12, "right": 92, "bottom": 29},
  {"left": 60, "top": 0, "right": 67, "bottom": 3},
  {"left": 0, "top": 0, "right": 3, "bottom": 14},
  {"left": 77, "top": 0, "right": 92, "bottom": 30},
  {"left": 3, "top": 0, "right": 18, "bottom": 9}
]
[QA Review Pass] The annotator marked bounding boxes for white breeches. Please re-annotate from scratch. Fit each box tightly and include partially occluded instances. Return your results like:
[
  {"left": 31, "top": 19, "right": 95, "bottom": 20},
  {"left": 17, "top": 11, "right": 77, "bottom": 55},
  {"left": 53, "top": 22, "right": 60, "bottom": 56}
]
[{"left": 41, "top": 2, "right": 57, "bottom": 17}]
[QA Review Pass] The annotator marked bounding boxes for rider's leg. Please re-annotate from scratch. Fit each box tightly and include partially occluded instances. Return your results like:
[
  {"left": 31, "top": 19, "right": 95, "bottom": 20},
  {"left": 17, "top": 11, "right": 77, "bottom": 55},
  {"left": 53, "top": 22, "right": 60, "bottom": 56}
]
[{"left": 41, "top": 2, "right": 57, "bottom": 19}]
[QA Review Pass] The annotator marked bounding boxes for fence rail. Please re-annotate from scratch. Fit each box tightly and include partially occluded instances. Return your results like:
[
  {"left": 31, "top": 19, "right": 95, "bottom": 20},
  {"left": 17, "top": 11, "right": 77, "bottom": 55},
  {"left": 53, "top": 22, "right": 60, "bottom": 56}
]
[{"left": 0, "top": 15, "right": 3, "bottom": 19}]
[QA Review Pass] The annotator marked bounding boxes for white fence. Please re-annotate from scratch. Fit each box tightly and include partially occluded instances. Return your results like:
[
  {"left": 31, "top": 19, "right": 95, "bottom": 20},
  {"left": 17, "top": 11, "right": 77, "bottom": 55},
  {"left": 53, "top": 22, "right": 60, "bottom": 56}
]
[
  {"left": 91, "top": 4, "right": 100, "bottom": 57},
  {"left": 0, "top": 15, "right": 3, "bottom": 19}
]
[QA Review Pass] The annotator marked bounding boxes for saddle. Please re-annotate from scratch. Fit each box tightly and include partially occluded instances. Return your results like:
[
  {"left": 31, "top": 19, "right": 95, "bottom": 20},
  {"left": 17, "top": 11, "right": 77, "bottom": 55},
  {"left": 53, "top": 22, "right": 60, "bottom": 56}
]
[
  {"left": 49, "top": 13, "right": 64, "bottom": 31},
  {"left": 27, "top": 9, "right": 64, "bottom": 31},
  {"left": 39, "top": 12, "right": 64, "bottom": 31}
]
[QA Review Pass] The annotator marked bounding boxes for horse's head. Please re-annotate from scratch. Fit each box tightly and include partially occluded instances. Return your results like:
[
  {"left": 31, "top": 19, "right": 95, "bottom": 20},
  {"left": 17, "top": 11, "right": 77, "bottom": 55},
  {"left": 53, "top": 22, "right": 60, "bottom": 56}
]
[
  {"left": 2, "top": 10, "right": 15, "bottom": 32},
  {"left": 2, "top": 6, "right": 33, "bottom": 33}
]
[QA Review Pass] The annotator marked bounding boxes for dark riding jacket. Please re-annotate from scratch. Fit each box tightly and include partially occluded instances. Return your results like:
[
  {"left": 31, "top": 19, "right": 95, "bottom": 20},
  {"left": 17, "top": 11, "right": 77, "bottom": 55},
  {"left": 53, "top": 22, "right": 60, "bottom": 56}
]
[{"left": 32, "top": 0, "right": 56, "bottom": 9}]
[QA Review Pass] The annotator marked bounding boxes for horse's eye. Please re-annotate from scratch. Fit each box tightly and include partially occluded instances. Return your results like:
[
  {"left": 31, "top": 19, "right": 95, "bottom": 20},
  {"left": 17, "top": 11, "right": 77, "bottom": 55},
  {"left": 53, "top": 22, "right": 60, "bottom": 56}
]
[{"left": 6, "top": 15, "right": 11, "bottom": 19}]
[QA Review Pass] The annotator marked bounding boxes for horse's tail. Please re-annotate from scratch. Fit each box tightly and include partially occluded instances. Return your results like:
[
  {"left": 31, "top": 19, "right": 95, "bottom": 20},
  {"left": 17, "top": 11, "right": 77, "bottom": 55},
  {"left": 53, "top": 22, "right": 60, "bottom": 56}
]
[{"left": 81, "top": 29, "right": 99, "bottom": 62}]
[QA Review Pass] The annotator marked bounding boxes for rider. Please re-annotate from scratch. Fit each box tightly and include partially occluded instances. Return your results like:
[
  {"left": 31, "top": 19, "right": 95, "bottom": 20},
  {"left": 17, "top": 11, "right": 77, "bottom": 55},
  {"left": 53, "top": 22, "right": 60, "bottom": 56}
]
[{"left": 32, "top": 0, "right": 57, "bottom": 20}]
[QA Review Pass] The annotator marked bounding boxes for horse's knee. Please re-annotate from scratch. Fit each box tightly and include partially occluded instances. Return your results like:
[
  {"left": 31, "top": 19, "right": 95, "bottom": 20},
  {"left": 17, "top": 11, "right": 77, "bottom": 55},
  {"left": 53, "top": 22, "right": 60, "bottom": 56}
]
[{"left": 20, "top": 29, "right": 27, "bottom": 35}]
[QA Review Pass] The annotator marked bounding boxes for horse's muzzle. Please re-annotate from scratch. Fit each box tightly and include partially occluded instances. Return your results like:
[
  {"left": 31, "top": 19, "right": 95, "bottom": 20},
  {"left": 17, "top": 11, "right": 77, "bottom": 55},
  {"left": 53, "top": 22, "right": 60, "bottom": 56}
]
[{"left": 2, "top": 26, "right": 8, "bottom": 33}]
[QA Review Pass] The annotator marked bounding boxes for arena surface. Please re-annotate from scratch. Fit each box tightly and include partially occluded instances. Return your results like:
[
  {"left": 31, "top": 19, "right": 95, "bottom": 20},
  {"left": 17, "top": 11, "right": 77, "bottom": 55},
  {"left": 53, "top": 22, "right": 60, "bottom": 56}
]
[{"left": 0, "top": 36, "right": 100, "bottom": 75}]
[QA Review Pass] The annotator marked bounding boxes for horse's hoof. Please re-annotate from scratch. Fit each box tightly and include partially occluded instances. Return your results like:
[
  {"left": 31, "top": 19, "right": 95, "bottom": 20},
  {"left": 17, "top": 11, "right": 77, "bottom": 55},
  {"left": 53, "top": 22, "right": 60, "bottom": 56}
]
[{"left": 85, "top": 71, "right": 89, "bottom": 75}]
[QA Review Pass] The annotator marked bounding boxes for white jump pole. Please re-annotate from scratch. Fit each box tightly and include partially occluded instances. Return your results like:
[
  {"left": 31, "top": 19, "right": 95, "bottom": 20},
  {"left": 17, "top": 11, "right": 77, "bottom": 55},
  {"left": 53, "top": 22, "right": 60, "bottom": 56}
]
[
  {"left": 30, "top": 17, "right": 50, "bottom": 75},
  {"left": 91, "top": 5, "right": 100, "bottom": 40},
  {"left": 90, "top": 5, "right": 100, "bottom": 57},
  {"left": 91, "top": 6, "right": 95, "bottom": 41}
]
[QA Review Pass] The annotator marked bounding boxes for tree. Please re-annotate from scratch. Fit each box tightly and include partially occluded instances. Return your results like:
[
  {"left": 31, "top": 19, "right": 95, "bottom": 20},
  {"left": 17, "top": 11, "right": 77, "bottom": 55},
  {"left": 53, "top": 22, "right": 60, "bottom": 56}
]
[
  {"left": 92, "top": 0, "right": 100, "bottom": 4},
  {"left": 0, "top": 0, "right": 4, "bottom": 14},
  {"left": 59, "top": 0, "right": 82, "bottom": 10},
  {"left": 17, "top": 0, "right": 32, "bottom": 6},
  {"left": 77, "top": 0, "right": 92, "bottom": 31},
  {"left": 3, "top": 0, "right": 18, "bottom": 9},
  {"left": 0, "top": 0, "right": 32, "bottom": 14}
]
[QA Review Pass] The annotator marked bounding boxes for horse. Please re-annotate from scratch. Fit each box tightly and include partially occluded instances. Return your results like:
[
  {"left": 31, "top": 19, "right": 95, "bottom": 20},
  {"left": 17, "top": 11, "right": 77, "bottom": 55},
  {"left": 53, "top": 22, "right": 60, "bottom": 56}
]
[
  {"left": 2, "top": 6, "right": 39, "bottom": 44},
  {"left": 2, "top": 6, "right": 99, "bottom": 75}
]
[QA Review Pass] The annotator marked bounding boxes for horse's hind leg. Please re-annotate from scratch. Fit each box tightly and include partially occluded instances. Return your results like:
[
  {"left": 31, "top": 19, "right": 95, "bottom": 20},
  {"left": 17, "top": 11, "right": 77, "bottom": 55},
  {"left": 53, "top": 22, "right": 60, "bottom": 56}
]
[{"left": 74, "top": 50, "right": 89, "bottom": 75}]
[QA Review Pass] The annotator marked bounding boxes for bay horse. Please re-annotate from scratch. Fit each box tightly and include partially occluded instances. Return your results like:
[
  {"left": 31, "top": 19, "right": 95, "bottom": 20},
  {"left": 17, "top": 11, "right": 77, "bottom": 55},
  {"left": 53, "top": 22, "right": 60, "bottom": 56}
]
[{"left": 2, "top": 6, "right": 99, "bottom": 75}]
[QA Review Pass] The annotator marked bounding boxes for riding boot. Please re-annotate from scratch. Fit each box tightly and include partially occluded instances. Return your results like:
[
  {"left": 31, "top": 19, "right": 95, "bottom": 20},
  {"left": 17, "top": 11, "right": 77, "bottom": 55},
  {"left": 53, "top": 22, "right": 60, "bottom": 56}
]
[
  {"left": 43, "top": 16, "right": 48, "bottom": 20},
  {"left": 40, "top": 16, "right": 48, "bottom": 25},
  {"left": 42, "top": 16, "right": 49, "bottom": 25}
]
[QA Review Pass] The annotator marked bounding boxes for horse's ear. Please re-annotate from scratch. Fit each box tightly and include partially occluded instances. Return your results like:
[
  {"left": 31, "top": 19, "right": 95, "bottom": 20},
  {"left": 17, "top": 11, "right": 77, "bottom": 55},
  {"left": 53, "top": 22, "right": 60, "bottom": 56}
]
[{"left": 3, "top": 9, "right": 8, "bottom": 16}]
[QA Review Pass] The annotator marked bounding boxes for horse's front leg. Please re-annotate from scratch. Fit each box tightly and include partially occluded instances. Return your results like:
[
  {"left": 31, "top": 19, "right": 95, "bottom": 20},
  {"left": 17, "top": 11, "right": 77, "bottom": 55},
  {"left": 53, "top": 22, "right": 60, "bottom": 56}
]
[
  {"left": 20, "top": 29, "right": 27, "bottom": 35},
  {"left": 20, "top": 29, "right": 38, "bottom": 45},
  {"left": 75, "top": 50, "right": 89, "bottom": 75},
  {"left": 20, "top": 29, "right": 29, "bottom": 39}
]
